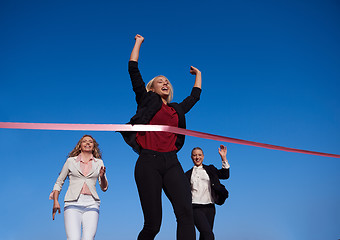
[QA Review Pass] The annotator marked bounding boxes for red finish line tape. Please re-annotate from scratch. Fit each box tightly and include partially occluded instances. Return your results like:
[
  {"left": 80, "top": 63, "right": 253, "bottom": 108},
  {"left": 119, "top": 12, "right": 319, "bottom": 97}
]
[{"left": 0, "top": 122, "right": 339, "bottom": 158}]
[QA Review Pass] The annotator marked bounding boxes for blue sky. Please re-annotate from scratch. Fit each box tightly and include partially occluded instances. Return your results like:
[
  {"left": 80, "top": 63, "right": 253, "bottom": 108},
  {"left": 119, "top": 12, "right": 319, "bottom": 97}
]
[{"left": 1, "top": 0, "right": 339, "bottom": 239}]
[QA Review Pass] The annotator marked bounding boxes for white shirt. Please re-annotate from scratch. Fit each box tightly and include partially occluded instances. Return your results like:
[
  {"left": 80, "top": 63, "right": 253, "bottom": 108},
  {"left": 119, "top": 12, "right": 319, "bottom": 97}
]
[{"left": 191, "top": 161, "right": 230, "bottom": 204}]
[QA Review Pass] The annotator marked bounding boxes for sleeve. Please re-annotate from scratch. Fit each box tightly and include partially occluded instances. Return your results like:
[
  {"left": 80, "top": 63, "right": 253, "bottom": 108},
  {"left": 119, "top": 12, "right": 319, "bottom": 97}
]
[
  {"left": 178, "top": 87, "right": 202, "bottom": 114},
  {"left": 222, "top": 160, "right": 230, "bottom": 169},
  {"left": 212, "top": 165, "right": 230, "bottom": 180},
  {"left": 128, "top": 60, "right": 147, "bottom": 104},
  {"left": 98, "top": 160, "right": 108, "bottom": 192},
  {"left": 52, "top": 159, "right": 70, "bottom": 192}
]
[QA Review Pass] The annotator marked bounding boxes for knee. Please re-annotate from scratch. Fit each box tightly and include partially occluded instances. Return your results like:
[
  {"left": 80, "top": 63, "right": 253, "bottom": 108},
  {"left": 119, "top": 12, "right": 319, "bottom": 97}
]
[
  {"left": 82, "top": 234, "right": 96, "bottom": 240},
  {"left": 66, "top": 232, "right": 82, "bottom": 240},
  {"left": 147, "top": 224, "right": 161, "bottom": 235},
  {"left": 200, "top": 231, "right": 214, "bottom": 240},
  {"left": 78, "top": 230, "right": 96, "bottom": 240},
  {"left": 177, "top": 204, "right": 194, "bottom": 224},
  {"left": 82, "top": 237, "right": 95, "bottom": 240},
  {"left": 67, "top": 237, "right": 81, "bottom": 240},
  {"left": 139, "top": 224, "right": 161, "bottom": 239}
]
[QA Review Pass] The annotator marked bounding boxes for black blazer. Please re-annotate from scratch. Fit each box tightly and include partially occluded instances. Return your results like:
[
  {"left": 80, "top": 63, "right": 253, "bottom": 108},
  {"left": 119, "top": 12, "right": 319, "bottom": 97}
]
[
  {"left": 120, "top": 61, "right": 201, "bottom": 154},
  {"left": 185, "top": 164, "right": 230, "bottom": 205}
]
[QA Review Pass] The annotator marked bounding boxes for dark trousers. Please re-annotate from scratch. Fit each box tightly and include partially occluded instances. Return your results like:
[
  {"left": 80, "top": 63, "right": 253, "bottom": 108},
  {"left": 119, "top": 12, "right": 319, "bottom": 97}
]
[
  {"left": 134, "top": 149, "right": 196, "bottom": 240},
  {"left": 192, "top": 204, "right": 216, "bottom": 240}
]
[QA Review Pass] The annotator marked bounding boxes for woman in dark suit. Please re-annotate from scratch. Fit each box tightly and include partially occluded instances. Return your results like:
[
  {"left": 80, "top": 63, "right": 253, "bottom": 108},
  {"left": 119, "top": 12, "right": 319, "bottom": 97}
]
[
  {"left": 185, "top": 145, "right": 230, "bottom": 240},
  {"left": 121, "top": 34, "right": 202, "bottom": 240}
]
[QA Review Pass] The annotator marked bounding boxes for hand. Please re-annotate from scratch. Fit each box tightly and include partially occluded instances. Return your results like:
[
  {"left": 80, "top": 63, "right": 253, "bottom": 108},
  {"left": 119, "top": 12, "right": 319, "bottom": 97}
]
[
  {"left": 100, "top": 166, "right": 106, "bottom": 178},
  {"left": 190, "top": 66, "right": 201, "bottom": 76},
  {"left": 52, "top": 201, "right": 61, "bottom": 220},
  {"left": 218, "top": 145, "right": 227, "bottom": 161},
  {"left": 135, "top": 34, "right": 144, "bottom": 43}
]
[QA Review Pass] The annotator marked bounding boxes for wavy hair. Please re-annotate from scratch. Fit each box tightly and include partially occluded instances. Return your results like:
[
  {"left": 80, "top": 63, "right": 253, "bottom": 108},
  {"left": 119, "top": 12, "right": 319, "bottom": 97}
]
[
  {"left": 146, "top": 75, "right": 173, "bottom": 103},
  {"left": 68, "top": 135, "right": 102, "bottom": 159}
]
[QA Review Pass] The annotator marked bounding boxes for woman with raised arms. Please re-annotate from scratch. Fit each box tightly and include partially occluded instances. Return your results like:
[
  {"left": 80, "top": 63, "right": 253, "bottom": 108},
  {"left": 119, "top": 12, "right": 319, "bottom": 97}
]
[{"left": 121, "top": 34, "right": 202, "bottom": 240}]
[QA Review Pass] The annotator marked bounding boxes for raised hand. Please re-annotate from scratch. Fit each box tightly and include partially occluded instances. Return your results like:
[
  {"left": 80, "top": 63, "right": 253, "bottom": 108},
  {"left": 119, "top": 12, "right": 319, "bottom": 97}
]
[
  {"left": 190, "top": 66, "right": 201, "bottom": 76},
  {"left": 218, "top": 145, "right": 227, "bottom": 161},
  {"left": 135, "top": 34, "right": 144, "bottom": 43},
  {"left": 130, "top": 34, "right": 144, "bottom": 61},
  {"left": 190, "top": 66, "right": 202, "bottom": 89}
]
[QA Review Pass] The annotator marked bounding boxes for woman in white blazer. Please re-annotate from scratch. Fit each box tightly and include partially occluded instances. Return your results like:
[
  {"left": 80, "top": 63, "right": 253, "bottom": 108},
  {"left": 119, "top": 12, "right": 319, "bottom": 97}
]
[{"left": 50, "top": 135, "right": 108, "bottom": 240}]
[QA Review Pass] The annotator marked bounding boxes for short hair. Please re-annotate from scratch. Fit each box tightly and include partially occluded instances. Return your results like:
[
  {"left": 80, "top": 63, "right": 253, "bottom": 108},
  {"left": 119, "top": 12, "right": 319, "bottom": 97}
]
[
  {"left": 191, "top": 147, "right": 204, "bottom": 156},
  {"left": 146, "top": 75, "right": 173, "bottom": 103}
]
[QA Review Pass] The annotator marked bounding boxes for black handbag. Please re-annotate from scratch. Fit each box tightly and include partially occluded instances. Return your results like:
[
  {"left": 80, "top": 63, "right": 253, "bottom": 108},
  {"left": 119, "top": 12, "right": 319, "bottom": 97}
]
[{"left": 211, "top": 182, "right": 229, "bottom": 205}]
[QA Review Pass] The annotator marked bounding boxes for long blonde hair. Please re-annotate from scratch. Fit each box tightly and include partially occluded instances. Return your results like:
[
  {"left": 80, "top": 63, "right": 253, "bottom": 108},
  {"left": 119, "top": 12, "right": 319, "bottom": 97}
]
[
  {"left": 68, "top": 135, "right": 102, "bottom": 159},
  {"left": 146, "top": 75, "right": 174, "bottom": 103}
]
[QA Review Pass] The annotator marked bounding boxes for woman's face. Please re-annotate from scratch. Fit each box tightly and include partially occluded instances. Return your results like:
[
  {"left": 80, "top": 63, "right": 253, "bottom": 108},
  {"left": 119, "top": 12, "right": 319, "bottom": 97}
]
[
  {"left": 80, "top": 136, "right": 94, "bottom": 153},
  {"left": 191, "top": 149, "right": 204, "bottom": 167},
  {"left": 151, "top": 76, "right": 170, "bottom": 99}
]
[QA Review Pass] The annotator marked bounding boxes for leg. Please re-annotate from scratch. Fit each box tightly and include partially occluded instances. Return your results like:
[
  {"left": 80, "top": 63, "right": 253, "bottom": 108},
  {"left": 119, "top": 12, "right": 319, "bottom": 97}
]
[
  {"left": 163, "top": 156, "right": 195, "bottom": 240},
  {"left": 193, "top": 206, "right": 215, "bottom": 240},
  {"left": 81, "top": 209, "right": 99, "bottom": 240},
  {"left": 135, "top": 152, "right": 163, "bottom": 240},
  {"left": 204, "top": 205, "right": 215, "bottom": 233},
  {"left": 64, "top": 207, "right": 82, "bottom": 240}
]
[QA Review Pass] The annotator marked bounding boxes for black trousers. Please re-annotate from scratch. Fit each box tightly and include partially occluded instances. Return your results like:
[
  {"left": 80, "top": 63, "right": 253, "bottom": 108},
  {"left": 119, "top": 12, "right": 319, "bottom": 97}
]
[
  {"left": 192, "top": 204, "right": 216, "bottom": 240},
  {"left": 134, "top": 149, "right": 196, "bottom": 240}
]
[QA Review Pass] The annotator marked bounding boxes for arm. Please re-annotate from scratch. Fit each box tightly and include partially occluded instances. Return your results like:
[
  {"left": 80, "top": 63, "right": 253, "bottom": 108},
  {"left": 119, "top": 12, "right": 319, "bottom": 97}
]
[
  {"left": 128, "top": 34, "right": 147, "bottom": 104},
  {"left": 52, "top": 190, "right": 61, "bottom": 220},
  {"left": 130, "top": 34, "right": 144, "bottom": 62},
  {"left": 190, "top": 66, "right": 202, "bottom": 89},
  {"left": 52, "top": 159, "right": 70, "bottom": 192},
  {"left": 177, "top": 66, "right": 202, "bottom": 113},
  {"left": 217, "top": 145, "right": 230, "bottom": 179},
  {"left": 218, "top": 145, "right": 228, "bottom": 163},
  {"left": 99, "top": 166, "right": 108, "bottom": 191},
  {"left": 51, "top": 159, "right": 70, "bottom": 220}
]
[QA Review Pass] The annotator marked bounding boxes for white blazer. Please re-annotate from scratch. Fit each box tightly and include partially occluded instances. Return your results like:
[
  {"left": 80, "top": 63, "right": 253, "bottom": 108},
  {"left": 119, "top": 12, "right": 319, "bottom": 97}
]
[{"left": 52, "top": 156, "right": 108, "bottom": 202}]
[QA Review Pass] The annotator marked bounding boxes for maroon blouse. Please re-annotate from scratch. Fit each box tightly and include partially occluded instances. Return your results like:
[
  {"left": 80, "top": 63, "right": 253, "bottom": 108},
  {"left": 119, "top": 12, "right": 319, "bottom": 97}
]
[{"left": 136, "top": 103, "right": 179, "bottom": 152}]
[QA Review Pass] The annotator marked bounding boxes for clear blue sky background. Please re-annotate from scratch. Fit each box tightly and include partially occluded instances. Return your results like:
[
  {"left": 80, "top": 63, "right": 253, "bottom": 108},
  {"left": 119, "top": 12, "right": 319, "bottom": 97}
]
[{"left": 1, "top": 0, "right": 339, "bottom": 239}]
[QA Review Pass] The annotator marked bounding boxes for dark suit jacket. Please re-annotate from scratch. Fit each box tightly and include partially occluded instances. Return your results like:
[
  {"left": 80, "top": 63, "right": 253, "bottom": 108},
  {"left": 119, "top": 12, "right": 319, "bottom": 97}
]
[
  {"left": 185, "top": 164, "right": 230, "bottom": 205},
  {"left": 120, "top": 61, "right": 201, "bottom": 154}
]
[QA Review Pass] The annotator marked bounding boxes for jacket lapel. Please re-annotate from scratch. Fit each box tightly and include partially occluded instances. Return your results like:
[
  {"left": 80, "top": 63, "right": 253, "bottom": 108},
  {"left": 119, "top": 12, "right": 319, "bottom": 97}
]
[
  {"left": 70, "top": 157, "right": 85, "bottom": 176},
  {"left": 86, "top": 158, "right": 100, "bottom": 177},
  {"left": 202, "top": 164, "right": 211, "bottom": 176},
  {"left": 186, "top": 168, "right": 193, "bottom": 180}
]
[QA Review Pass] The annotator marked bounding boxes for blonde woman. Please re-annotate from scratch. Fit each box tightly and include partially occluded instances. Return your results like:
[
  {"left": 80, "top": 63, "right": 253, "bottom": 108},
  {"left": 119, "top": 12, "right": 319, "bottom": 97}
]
[
  {"left": 120, "top": 34, "right": 202, "bottom": 240},
  {"left": 50, "top": 135, "right": 108, "bottom": 240}
]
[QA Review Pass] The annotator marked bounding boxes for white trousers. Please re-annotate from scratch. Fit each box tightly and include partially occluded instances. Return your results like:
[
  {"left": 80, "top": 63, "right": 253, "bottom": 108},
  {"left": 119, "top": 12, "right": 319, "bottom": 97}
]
[{"left": 64, "top": 194, "right": 100, "bottom": 240}]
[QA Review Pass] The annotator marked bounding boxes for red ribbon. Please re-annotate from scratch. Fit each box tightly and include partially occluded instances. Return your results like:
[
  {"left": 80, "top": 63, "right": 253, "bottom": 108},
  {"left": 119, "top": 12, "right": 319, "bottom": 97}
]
[{"left": 0, "top": 122, "right": 339, "bottom": 158}]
